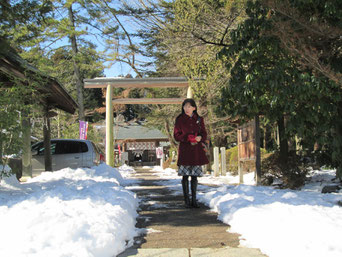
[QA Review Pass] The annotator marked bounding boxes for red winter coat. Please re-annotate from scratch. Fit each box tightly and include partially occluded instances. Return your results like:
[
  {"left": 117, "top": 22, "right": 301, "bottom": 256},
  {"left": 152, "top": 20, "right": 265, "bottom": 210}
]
[{"left": 174, "top": 113, "right": 209, "bottom": 166}]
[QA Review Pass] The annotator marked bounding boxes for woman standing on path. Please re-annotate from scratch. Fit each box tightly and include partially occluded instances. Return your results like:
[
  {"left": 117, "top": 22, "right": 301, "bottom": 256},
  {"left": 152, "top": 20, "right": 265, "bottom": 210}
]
[{"left": 173, "top": 99, "right": 209, "bottom": 208}]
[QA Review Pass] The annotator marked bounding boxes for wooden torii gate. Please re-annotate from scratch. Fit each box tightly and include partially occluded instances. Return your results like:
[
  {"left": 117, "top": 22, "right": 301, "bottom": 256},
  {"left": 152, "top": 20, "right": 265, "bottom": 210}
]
[{"left": 84, "top": 77, "right": 193, "bottom": 167}]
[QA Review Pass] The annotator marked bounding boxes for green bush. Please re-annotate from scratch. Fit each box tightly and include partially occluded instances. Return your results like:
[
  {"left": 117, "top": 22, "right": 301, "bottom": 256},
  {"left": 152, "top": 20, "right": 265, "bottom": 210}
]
[
  {"left": 261, "top": 151, "right": 308, "bottom": 189},
  {"left": 222, "top": 146, "right": 269, "bottom": 175},
  {"left": 221, "top": 146, "right": 307, "bottom": 188}
]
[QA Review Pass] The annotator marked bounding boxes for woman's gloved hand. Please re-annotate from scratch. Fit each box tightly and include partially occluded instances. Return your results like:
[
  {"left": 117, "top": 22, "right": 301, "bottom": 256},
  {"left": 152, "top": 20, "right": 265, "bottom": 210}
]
[{"left": 187, "top": 134, "right": 198, "bottom": 143}]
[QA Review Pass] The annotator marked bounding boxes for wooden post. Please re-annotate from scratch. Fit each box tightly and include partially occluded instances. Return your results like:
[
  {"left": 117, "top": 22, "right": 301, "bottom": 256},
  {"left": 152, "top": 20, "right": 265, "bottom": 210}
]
[
  {"left": 187, "top": 86, "right": 193, "bottom": 98},
  {"left": 238, "top": 129, "right": 243, "bottom": 184},
  {"left": 220, "top": 147, "right": 226, "bottom": 176},
  {"left": 255, "top": 116, "right": 261, "bottom": 185},
  {"left": 21, "top": 112, "right": 32, "bottom": 177},
  {"left": 213, "top": 147, "right": 219, "bottom": 176},
  {"left": 276, "top": 125, "right": 280, "bottom": 148},
  {"left": 43, "top": 108, "right": 52, "bottom": 171},
  {"left": 57, "top": 110, "right": 61, "bottom": 138},
  {"left": 295, "top": 135, "right": 301, "bottom": 153},
  {"left": 0, "top": 140, "right": 2, "bottom": 165},
  {"left": 106, "top": 84, "right": 114, "bottom": 167},
  {"left": 160, "top": 153, "right": 164, "bottom": 168}
]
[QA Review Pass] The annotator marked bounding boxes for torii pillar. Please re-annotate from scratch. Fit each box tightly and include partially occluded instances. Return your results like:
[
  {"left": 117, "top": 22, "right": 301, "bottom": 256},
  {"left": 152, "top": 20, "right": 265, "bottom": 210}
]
[
  {"left": 187, "top": 86, "right": 193, "bottom": 98},
  {"left": 106, "top": 84, "right": 114, "bottom": 167}
]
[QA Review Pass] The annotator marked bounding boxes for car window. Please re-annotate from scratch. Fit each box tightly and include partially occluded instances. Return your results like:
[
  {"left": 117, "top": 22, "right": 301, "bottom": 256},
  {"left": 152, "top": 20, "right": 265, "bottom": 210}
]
[
  {"left": 80, "top": 142, "right": 88, "bottom": 153},
  {"left": 55, "top": 141, "right": 88, "bottom": 154},
  {"left": 32, "top": 142, "right": 57, "bottom": 155}
]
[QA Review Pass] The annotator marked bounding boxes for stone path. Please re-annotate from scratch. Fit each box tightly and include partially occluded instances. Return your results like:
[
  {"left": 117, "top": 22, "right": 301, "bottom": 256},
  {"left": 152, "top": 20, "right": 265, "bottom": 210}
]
[{"left": 118, "top": 168, "right": 266, "bottom": 257}]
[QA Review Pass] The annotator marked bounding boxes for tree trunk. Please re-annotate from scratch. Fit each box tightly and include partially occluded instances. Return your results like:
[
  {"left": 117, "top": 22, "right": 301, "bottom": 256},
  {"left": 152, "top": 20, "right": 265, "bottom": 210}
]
[
  {"left": 0, "top": 139, "right": 3, "bottom": 166},
  {"left": 21, "top": 111, "right": 32, "bottom": 177},
  {"left": 164, "top": 119, "right": 177, "bottom": 149},
  {"left": 255, "top": 116, "right": 261, "bottom": 185},
  {"left": 276, "top": 124, "right": 280, "bottom": 147},
  {"left": 68, "top": 4, "right": 85, "bottom": 121},
  {"left": 57, "top": 110, "right": 61, "bottom": 138},
  {"left": 206, "top": 112, "right": 214, "bottom": 168},
  {"left": 295, "top": 135, "right": 302, "bottom": 153},
  {"left": 335, "top": 102, "right": 342, "bottom": 180},
  {"left": 277, "top": 115, "right": 288, "bottom": 163},
  {"left": 263, "top": 122, "right": 272, "bottom": 151},
  {"left": 43, "top": 109, "right": 52, "bottom": 171},
  {"left": 263, "top": 126, "right": 266, "bottom": 149}
]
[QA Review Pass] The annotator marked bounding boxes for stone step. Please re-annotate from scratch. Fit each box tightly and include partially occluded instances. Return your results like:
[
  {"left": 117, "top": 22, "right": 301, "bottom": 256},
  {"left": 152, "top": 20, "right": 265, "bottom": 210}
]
[{"left": 118, "top": 247, "right": 267, "bottom": 257}]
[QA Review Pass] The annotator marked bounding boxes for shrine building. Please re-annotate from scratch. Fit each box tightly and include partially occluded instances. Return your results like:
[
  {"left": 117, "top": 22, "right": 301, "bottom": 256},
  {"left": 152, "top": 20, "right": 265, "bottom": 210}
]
[{"left": 114, "top": 122, "right": 170, "bottom": 166}]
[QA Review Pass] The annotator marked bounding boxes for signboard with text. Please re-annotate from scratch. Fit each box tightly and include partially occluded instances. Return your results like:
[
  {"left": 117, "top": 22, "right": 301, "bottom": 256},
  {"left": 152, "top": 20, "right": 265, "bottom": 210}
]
[{"left": 238, "top": 120, "right": 256, "bottom": 161}]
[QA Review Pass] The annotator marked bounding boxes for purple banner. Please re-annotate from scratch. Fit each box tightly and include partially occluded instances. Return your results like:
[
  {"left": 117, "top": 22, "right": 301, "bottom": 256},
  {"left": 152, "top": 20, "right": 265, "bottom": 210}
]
[{"left": 79, "top": 120, "right": 88, "bottom": 140}]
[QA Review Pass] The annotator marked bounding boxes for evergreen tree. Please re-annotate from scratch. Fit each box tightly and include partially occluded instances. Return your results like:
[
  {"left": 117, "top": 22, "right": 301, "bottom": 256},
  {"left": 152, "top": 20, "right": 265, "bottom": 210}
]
[{"left": 218, "top": 1, "right": 342, "bottom": 178}]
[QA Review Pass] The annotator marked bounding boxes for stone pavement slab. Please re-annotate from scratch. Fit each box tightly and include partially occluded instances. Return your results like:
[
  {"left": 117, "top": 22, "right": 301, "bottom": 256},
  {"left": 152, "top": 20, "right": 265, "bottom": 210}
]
[
  {"left": 190, "top": 247, "right": 267, "bottom": 257},
  {"left": 117, "top": 247, "right": 267, "bottom": 257},
  {"left": 117, "top": 248, "right": 189, "bottom": 257}
]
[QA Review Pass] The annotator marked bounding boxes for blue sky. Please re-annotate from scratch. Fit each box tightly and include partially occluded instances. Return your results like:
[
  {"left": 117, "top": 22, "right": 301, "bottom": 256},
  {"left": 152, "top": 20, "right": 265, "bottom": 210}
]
[
  {"left": 44, "top": 1, "right": 155, "bottom": 78},
  {"left": 104, "top": 61, "right": 136, "bottom": 77}
]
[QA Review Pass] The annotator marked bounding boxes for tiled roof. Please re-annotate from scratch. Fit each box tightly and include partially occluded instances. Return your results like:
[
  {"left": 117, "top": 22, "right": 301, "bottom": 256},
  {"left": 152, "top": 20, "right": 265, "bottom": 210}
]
[{"left": 114, "top": 123, "right": 168, "bottom": 140}]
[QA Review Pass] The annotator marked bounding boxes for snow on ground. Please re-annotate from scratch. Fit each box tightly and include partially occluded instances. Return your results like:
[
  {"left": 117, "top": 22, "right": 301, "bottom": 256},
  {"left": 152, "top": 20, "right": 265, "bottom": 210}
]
[
  {"left": 0, "top": 164, "right": 139, "bottom": 257},
  {"left": 1, "top": 162, "right": 341, "bottom": 257},
  {"left": 152, "top": 165, "right": 342, "bottom": 257}
]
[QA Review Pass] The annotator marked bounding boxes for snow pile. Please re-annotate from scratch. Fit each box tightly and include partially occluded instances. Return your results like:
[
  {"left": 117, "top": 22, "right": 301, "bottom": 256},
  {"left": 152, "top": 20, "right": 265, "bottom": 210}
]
[
  {"left": 200, "top": 171, "right": 256, "bottom": 185},
  {"left": 0, "top": 164, "right": 138, "bottom": 257},
  {"left": 117, "top": 164, "right": 137, "bottom": 180},
  {"left": 198, "top": 172, "right": 342, "bottom": 257},
  {"left": 302, "top": 168, "right": 339, "bottom": 192},
  {"left": 152, "top": 166, "right": 177, "bottom": 177}
]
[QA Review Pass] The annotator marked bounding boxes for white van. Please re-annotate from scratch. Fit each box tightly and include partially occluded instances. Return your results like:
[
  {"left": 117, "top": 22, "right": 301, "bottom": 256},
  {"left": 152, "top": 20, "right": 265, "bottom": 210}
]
[{"left": 30, "top": 139, "right": 104, "bottom": 176}]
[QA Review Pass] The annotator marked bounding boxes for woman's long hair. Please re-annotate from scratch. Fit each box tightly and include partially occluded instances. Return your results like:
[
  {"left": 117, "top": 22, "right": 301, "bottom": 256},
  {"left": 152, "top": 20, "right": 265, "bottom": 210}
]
[{"left": 177, "top": 98, "right": 199, "bottom": 118}]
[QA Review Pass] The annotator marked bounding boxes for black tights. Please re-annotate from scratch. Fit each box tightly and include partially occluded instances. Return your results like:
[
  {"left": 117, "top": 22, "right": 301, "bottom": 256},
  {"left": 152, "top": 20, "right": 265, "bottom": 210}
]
[
  {"left": 182, "top": 175, "right": 199, "bottom": 207},
  {"left": 182, "top": 175, "right": 197, "bottom": 184},
  {"left": 182, "top": 176, "right": 198, "bottom": 194}
]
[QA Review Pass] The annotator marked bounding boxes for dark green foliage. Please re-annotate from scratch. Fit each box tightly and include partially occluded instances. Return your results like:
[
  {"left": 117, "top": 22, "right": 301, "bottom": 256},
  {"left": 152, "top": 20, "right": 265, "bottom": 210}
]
[
  {"left": 218, "top": 0, "right": 342, "bottom": 179},
  {"left": 261, "top": 151, "right": 308, "bottom": 189},
  {"left": 0, "top": 0, "right": 53, "bottom": 43}
]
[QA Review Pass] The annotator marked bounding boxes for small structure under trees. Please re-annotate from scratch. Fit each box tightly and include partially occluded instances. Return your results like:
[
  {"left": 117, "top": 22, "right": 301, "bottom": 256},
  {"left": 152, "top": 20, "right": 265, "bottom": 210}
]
[
  {"left": 0, "top": 39, "right": 78, "bottom": 178},
  {"left": 113, "top": 122, "right": 169, "bottom": 166}
]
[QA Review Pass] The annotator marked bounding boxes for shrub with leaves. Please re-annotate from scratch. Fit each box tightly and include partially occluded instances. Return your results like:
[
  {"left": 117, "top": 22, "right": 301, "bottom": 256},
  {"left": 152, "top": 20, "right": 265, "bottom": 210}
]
[
  {"left": 225, "top": 146, "right": 269, "bottom": 175},
  {"left": 261, "top": 151, "right": 308, "bottom": 189}
]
